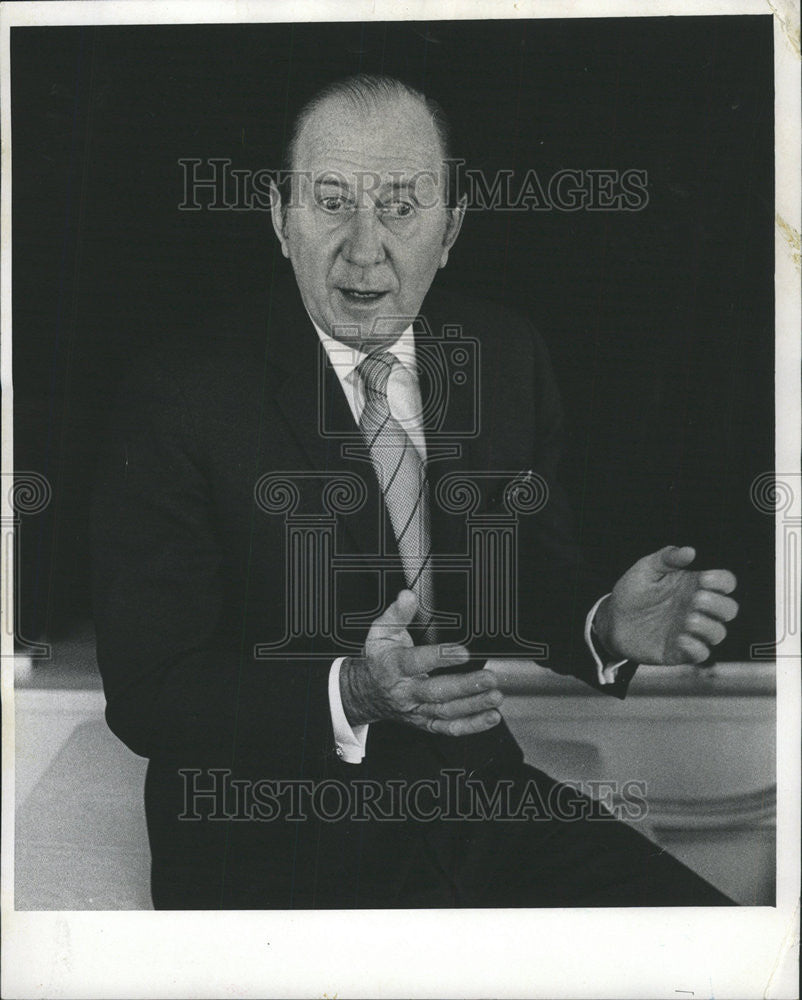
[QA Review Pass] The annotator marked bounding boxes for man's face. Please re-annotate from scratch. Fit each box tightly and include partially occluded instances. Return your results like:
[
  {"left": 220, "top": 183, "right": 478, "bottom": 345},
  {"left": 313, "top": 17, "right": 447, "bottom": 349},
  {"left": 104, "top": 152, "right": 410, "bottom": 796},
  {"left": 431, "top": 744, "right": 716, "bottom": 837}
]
[{"left": 271, "top": 91, "right": 464, "bottom": 348}]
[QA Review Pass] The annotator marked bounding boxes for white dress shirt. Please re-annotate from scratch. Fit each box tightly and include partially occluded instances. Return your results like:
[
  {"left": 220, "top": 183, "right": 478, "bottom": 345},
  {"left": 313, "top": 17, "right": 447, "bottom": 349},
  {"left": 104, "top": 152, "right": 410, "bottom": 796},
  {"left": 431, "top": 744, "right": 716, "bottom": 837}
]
[{"left": 310, "top": 319, "right": 624, "bottom": 764}]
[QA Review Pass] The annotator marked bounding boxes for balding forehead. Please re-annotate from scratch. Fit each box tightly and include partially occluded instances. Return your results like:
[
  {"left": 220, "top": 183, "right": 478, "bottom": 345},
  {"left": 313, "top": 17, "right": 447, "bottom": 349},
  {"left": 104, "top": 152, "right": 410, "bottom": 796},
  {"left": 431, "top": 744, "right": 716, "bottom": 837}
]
[{"left": 293, "top": 91, "right": 445, "bottom": 169}]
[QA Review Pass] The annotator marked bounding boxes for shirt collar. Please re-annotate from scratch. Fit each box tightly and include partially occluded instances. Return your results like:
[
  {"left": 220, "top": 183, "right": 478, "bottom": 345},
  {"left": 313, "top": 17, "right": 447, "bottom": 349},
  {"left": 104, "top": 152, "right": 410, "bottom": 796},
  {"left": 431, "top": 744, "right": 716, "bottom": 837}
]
[{"left": 310, "top": 316, "right": 418, "bottom": 382}]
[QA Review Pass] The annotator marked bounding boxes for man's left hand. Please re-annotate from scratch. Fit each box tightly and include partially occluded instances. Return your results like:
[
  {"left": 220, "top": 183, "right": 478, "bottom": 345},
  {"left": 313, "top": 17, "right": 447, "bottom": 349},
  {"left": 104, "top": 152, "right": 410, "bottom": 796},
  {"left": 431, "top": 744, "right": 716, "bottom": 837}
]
[{"left": 594, "top": 545, "right": 739, "bottom": 665}]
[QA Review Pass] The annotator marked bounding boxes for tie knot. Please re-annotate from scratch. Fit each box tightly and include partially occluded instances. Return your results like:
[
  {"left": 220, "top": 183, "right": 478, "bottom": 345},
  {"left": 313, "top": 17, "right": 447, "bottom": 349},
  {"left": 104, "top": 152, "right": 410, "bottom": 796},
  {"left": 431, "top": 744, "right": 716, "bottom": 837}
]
[{"left": 357, "top": 351, "right": 397, "bottom": 400}]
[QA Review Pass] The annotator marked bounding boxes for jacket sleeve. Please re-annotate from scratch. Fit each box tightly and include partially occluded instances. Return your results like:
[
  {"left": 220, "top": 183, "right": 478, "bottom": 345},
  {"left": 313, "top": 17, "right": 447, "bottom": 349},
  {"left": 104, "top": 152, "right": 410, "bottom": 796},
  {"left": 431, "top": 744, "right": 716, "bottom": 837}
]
[
  {"left": 514, "top": 319, "right": 638, "bottom": 698},
  {"left": 90, "top": 354, "right": 336, "bottom": 772}
]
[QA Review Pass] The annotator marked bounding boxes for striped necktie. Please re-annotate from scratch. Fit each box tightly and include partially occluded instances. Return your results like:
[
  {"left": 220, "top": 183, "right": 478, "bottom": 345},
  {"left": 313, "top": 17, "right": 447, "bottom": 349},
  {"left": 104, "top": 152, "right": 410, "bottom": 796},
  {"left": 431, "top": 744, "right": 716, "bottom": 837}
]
[{"left": 357, "top": 351, "right": 436, "bottom": 643}]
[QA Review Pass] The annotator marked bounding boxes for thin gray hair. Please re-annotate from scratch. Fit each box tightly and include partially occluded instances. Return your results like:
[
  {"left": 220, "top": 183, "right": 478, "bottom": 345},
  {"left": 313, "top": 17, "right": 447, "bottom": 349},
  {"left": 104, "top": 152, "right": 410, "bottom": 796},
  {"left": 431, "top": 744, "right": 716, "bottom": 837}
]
[{"left": 277, "top": 73, "right": 460, "bottom": 209}]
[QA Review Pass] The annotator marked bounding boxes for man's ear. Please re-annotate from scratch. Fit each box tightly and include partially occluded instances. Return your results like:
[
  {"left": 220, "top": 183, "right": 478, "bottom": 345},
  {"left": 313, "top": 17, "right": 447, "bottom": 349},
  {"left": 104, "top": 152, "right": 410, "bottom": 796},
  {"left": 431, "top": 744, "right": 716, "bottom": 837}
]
[
  {"left": 269, "top": 180, "right": 291, "bottom": 259},
  {"left": 439, "top": 193, "right": 467, "bottom": 269}
]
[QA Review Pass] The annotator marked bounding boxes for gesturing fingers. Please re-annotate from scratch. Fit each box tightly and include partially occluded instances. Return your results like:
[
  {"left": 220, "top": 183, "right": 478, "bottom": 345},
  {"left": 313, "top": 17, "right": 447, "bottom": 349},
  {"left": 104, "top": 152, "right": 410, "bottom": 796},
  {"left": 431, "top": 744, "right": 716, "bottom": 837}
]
[
  {"left": 425, "top": 709, "right": 503, "bottom": 737},
  {"left": 655, "top": 545, "right": 696, "bottom": 572},
  {"left": 369, "top": 589, "right": 418, "bottom": 640},
  {"left": 409, "top": 669, "right": 503, "bottom": 735},
  {"left": 683, "top": 611, "right": 727, "bottom": 647},
  {"left": 698, "top": 569, "right": 738, "bottom": 595},
  {"left": 675, "top": 633, "right": 711, "bottom": 664},
  {"left": 418, "top": 688, "right": 504, "bottom": 721},
  {"left": 692, "top": 589, "right": 739, "bottom": 622},
  {"left": 418, "top": 670, "right": 499, "bottom": 702},
  {"left": 399, "top": 642, "right": 471, "bottom": 676}
]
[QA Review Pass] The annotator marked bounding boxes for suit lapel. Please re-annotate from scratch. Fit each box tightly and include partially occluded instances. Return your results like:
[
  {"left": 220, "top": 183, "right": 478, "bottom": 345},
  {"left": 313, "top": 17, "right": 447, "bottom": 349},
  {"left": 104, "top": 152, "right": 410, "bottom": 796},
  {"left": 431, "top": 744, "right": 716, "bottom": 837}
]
[
  {"left": 267, "top": 284, "right": 385, "bottom": 560},
  {"left": 415, "top": 314, "right": 483, "bottom": 560}
]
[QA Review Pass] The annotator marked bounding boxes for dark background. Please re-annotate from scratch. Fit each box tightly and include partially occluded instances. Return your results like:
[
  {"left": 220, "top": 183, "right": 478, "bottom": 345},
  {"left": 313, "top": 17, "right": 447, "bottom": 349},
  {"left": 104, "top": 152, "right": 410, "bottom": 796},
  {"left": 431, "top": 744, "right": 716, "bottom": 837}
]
[{"left": 12, "top": 16, "right": 774, "bottom": 659}]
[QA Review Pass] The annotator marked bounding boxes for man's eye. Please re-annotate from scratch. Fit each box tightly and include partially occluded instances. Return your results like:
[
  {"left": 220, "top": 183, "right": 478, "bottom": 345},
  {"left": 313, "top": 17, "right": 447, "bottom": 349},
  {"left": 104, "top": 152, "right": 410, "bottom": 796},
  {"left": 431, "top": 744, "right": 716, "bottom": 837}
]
[
  {"left": 318, "top": 196, "right": 350, "bottom": 213},
  {"left": 381, "top": 201, "right": 415, "bottom": 219}
]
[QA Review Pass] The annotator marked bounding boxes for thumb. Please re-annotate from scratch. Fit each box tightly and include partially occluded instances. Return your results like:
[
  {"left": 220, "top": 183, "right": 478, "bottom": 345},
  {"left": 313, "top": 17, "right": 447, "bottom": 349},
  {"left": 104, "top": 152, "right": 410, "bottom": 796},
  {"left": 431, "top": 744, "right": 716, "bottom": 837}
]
[
  {"left": 372, "top": 589, "right": 418, "bottom": 633},
  {"left": 654, "top": 545, "right": 696, "bottom": 572}
]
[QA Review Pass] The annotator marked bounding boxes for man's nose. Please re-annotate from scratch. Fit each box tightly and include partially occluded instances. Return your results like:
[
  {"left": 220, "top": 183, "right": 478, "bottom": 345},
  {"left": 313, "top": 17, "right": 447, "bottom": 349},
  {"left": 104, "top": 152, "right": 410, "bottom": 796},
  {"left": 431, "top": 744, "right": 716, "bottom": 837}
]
[{"left": 342, "top": 208, "right": 385, "bottom": 267}]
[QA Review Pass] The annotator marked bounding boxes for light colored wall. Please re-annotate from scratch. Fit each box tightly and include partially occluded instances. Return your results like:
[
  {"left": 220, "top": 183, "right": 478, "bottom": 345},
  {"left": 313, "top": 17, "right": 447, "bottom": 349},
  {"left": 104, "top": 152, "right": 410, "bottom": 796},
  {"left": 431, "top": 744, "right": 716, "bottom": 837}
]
[{"left": 14, "top": 660, "right": 775, "bottom": 909}]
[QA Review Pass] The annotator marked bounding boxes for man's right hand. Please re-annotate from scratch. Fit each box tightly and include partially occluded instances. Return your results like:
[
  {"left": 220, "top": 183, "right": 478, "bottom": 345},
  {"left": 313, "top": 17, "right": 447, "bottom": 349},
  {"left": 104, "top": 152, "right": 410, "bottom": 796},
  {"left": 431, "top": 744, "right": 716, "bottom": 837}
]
[{"left": 339, "top": 590, "right": 503, "bottom": 735}]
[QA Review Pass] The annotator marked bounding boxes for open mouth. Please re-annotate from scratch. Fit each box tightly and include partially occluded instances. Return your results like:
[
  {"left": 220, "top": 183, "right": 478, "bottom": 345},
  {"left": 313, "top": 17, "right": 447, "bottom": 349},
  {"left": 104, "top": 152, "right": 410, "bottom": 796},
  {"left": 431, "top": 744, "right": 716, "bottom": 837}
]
[{"left": 338, "top": 288, "right": 389, "bottom": 303}]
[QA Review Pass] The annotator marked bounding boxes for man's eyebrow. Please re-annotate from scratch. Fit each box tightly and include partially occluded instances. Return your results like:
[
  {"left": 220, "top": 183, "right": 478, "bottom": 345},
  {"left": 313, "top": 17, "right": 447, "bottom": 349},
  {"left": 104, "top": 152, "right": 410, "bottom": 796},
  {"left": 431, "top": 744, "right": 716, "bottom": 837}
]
[
  {"left": 376, "top": 179, "right": 426, "bottom": 203},
  {"left": 313, "top": 175, "right": 352, "bottom": 192},
  {"left": 311, "top": 174, "right": 436, "bottom": 203}
]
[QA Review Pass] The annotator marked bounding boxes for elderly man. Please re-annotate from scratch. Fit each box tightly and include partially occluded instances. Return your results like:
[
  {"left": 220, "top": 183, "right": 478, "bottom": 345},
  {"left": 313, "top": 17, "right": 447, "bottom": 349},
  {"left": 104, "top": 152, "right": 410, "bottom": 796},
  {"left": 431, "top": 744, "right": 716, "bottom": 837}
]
[{"left": 92, "top": 74, "right": 739, "bottom": 909}]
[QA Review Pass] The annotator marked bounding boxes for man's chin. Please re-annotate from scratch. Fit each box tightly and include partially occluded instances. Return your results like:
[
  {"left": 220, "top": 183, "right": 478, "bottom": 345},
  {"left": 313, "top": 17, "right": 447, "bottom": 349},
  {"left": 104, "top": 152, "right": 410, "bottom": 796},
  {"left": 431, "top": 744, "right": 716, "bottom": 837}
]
[{"left": 327, "top": 296, "right": 408, "bottom": 348}]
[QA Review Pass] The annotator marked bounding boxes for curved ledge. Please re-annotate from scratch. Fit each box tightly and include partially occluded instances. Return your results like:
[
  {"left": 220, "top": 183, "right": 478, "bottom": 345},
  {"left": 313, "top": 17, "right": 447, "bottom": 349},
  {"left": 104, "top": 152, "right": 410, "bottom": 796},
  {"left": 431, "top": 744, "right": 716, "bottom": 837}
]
[
  {"left": 488, "top": 660, "right": 776, "bottom": 697},
  {"left": 645, "top": 785, "right": 777, "bottom": 831}
]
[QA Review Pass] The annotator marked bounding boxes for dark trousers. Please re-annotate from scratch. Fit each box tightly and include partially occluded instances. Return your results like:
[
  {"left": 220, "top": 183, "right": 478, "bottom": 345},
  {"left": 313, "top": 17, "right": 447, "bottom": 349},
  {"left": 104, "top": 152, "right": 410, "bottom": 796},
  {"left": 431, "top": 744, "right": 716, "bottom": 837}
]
[{"left": 147, "top": 761, "right": 732, "bottom": 909}]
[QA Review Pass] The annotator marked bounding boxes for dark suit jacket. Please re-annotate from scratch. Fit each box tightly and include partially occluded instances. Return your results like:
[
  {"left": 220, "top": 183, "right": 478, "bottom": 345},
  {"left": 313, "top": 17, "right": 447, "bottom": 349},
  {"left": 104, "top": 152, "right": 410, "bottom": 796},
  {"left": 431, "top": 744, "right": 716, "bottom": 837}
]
[{"left": 91, "top": 278, "right": 636, "bottom": 907}]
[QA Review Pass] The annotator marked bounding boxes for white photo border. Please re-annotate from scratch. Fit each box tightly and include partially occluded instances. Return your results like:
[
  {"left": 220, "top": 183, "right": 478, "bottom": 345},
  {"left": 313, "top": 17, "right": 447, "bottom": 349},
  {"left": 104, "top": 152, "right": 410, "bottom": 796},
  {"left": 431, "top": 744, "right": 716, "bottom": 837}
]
[{"left": 1, "top": 2, "right": 799, "bottom": 998}]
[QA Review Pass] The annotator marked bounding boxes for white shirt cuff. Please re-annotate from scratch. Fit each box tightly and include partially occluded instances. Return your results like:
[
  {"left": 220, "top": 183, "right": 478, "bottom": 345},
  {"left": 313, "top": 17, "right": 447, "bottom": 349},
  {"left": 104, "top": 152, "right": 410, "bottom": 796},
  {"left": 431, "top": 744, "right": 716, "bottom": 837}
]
[
  {"left": 328, "top": 657, "right": 369, "bottom": 763},
  {"left": 585, "top": 596, "right": 628, "bottom": 685}
]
